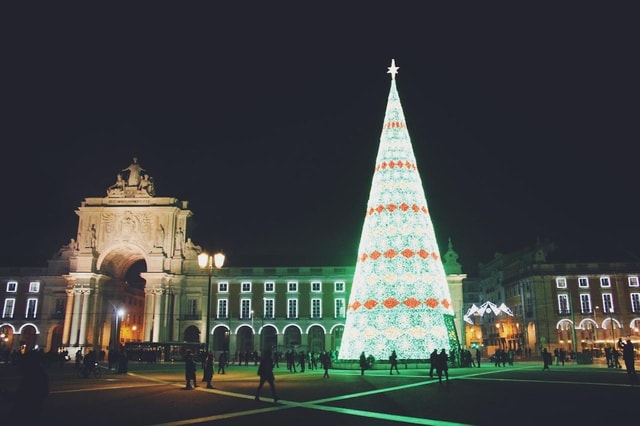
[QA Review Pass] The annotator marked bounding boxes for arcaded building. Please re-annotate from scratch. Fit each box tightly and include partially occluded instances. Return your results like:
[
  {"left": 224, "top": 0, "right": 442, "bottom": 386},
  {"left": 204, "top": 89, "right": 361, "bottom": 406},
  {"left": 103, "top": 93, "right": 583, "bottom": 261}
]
[{"left": 0, "top": 158, "right": 466, "bottom": 362}]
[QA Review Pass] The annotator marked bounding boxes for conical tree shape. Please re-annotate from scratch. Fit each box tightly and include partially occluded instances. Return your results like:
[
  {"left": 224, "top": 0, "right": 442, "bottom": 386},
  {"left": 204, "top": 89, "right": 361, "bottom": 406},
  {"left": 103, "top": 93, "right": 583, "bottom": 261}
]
[{"left": 339, "top": 60, "right": 457, "bottom": 361}]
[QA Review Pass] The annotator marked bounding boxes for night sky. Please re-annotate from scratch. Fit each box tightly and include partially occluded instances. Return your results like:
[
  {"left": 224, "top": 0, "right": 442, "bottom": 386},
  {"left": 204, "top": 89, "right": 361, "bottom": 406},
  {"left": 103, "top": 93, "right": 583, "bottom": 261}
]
[{"left": 3, "top": 3, "right": 639, "bottom": 274}]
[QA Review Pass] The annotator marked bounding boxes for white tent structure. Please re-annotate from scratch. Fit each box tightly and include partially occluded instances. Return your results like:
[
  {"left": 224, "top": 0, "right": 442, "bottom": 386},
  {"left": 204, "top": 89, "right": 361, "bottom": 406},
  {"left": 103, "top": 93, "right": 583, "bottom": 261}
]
[{"left": 464, "top": 301, "right": 513, "bottom": 324}]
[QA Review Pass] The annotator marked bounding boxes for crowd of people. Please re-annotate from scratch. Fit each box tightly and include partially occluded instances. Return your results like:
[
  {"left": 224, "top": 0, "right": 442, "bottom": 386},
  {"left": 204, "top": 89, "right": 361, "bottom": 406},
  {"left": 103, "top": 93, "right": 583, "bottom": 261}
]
[{"left": 2, "top": 340, "right": 637, "bottom": 419}]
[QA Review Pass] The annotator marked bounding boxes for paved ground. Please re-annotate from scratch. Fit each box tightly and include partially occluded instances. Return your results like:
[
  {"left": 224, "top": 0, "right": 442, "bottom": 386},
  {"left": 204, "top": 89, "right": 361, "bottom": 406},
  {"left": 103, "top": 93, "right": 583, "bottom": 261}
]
[{"left": 1, "top": 357, "right": 638, "bottom": 425}]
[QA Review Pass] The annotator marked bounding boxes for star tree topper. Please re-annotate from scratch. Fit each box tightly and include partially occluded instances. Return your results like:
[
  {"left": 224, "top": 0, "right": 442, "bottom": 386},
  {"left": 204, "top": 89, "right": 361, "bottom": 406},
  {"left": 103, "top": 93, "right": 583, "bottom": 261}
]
[{"left": 387, "top": 58, "right": 399, "bottom": 80}]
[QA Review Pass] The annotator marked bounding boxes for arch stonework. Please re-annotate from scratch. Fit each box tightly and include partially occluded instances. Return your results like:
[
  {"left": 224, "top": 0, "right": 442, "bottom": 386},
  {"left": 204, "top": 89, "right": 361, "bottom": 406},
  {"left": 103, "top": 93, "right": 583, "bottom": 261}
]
[
  {"left": 54, "top": 166, "right": 203, "bottom": 355},
  {"left": 5, "top": 159, "right": 355, "bottom": 358}
]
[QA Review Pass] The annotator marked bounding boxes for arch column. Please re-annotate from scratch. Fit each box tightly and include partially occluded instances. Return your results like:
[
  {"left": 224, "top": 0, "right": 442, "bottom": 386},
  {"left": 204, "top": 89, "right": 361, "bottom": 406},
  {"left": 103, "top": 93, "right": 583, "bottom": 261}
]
[
  {"left": 300, "top": 332, "right": 309, "bottom": 349},
  {"left": 62, "top": 289, "right": 75, "bottom": 346},
  {"left": 142, "top": 287, "right": 165, "bottom": 342},
  {"left": 324, "top": 333, "right": 332, "bottom": 351},
  {"left": 277, "top": 332, "right": 285, "bottom": 350},
  {"left": 77, "top": 288, "right": 91, "bottom": 347},
  {"left": 69, "top": 290, "right": 82, "bottom": 346},
  {"left": 141, "top": 273, "right": 173, "bottom": 342},
  {"left": 228, "top": 334, "right": 237, "bottom": 359}
]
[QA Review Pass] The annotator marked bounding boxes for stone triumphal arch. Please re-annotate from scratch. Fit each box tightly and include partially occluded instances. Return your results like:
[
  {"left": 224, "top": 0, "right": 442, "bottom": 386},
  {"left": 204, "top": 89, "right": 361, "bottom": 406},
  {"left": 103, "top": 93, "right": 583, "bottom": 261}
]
[{"left": 53, "top": 157, "right": 207, "bottom": 355}]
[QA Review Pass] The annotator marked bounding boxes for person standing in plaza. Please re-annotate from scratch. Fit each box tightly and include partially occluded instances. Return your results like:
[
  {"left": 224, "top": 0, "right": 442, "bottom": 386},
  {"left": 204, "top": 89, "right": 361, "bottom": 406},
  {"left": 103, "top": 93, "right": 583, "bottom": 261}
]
[
  {"left": 542, "top": 348, "right": 551, "bottom": 370},
  {"left": 359, "top": 351, "right": 368, "bottom": 376},
  {"left": 605, "top": 346, "right": 612, "bottom": 367},
  {"left": 429, "top": 349, "right": 438, "bottom": 378},
  {"left": 185, "top": 350, "right": 197, "bottom": 389},
  {"left": 436, "top": 349, "right": 449, "bottom": 384},
  {"left": 621, "top": 338, "right": 638, "bottom": 384},
  {"left": 298, "top": 350, "right": 306, "bottom": 373},
  {"left": 255, "top": 349, "right": 279, "bottom": 402},
  {"left": 611, "top": 347, "right": 621, "bottom": 368},
  {"left": 320, "top": 350, "right": 331, "bottom": 378},
  {"left": 389, "top": 350, "right": 400, "bottom": 375},
  {"left": 218, "top": 351, "right": 227, "bottom": 374},
  {"left": 475, "top": 348, "right": 481, "bottom": 368},
  {"left": 202, "top": 352, "right": 214, "bottom": 389},
  {"left": 558, "top": 348, "right": 566, "bottom": 366}
]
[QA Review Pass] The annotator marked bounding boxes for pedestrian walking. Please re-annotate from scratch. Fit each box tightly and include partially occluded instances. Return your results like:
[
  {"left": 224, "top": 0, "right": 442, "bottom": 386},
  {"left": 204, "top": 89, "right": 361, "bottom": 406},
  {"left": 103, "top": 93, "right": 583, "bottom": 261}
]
[
  {"left": 605, "top": 346, "right": 612, "bottom": 367},
  {"left": 75, "top": 349, "right": 83, "bottom": 370},
  {"left": 542, "top": 348, "right": 551, "bottom": 370},
  {"left": 429, "top": 349, "right": 438, "bottom": 378},
  {"left": 202, "top": 352, "right": 214, "bottom": 388},
  {"left": 218, "top": 351, "right": 227, "bottom": 374},
  {"left": 436, "top": 349, "right": 449, "bottom": 384},
  {"left": 389, "top": 350, "right": 400, "bottom": 374},
  {"left": 359, "top": 351, "right": 368, "bottom": 376},
  {"left": 475, "top": 348, "right": 481, "bottom": 368},
  {"left": 185, "top": 350, "right": 198, "bottom": 389},
  {"left": 255, "top": 349, "right": 279, "bottom": 403},
  {"left": 611, "top": 347, "right": 621, "bottom": 368},
  {"left": 298, "top": 351, "right": 306, "bottom": 372},
  {"left": 320, "top": 350, "right": 331, "bottom": 378},
  {"left": 274, "top": 350, "right": 280, "bottom": 368}
]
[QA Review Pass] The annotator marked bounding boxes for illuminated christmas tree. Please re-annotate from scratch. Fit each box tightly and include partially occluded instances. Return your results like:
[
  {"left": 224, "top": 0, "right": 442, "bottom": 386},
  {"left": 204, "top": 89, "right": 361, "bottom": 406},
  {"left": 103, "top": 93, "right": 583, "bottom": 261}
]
[{"left": 339, "top": 60, "right": 459, "bottom": 361}]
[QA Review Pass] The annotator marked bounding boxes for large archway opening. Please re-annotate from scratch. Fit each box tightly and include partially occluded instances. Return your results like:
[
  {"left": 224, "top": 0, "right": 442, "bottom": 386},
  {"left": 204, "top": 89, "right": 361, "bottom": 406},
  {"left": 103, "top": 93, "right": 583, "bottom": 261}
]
[{"left": 96, "top": 247, "right": 148, "bottom": 353}]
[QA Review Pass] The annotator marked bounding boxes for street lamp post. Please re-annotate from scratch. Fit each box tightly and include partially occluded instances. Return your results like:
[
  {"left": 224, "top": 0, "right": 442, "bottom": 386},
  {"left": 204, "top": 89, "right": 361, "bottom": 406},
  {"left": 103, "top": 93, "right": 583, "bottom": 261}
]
[
  {"left": 198, "top": 251, "right": 226, "bottom": 354},
  {"left": 609, "top": 310, "right": 616, "bottom": 346},
  {"left": 593, "top": 305, "right": 600, "bottom": 345},
  {"left": 251, "top": 310, "right": 254, "bottom": 351},
  {"left": 569, "top": 293, "right": 578, "bottom": 356}
]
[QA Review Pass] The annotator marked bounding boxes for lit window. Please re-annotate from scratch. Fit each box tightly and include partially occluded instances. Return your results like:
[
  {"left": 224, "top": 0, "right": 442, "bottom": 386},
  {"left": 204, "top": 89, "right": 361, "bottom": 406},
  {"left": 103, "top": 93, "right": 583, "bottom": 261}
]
[
  {"left": 578, "top": 277, "right": 589, "bottom": 288},
  {"left": 26, "top": 298, "right": 38, "bottom": 318},
  {"left": 602, "top": 293, "right": 614, "bottom": 313},
  {"left": 556, "top": 278, "right": 567, "bottom": 288},
  {"left": 600, "top": 277, "right": 611, "bottom": 288},
  {"left": 311, "top": 281, "right": 321, "bottom": 292},
  {"left": 335, "top": 298, "right": 345, "bottom": 318},
  {"left": 241, "top": 299, "right": 251, "bottom": 319},
  {"left": 6, "top": 281, "right": 17, "bottom": 293},
  {"left": 287, "top": 299, "right": 298, "bottom": 319},
  {"left": 580, "top": 294, "right": 592, "bottom": 313},
  {"left": 557, "top": 294, "right": 569, "bottom": 314},
  {"left": 335, "top": 282, "right": 345, "bottom": 292},
  {"left": 264, "top": 298, "right": 275, "bottom": 319},
  {"left": 29, "top": 281, "right": 40, "bottom": 293},
  {"left": 3, "top": 299, "right": 15, "bottom": 318},
  {"left": 218, "top": 282, "right": 228, "bottom": 293},
  {"left": 264, "top": 282, "right": 275, "bottom": 293},
  {"left": 187, "top": 299, "right": 197, "bottom": 316},
  {"left": 217, "top": 299, "right": 228, "bottom": 318},
  {"left": 241, "top": 282, "right": 252, "bottom": 293},
  {"left": 311, "top": 298, "right": 322, "bottom": 318},
  {"left": 629, "top": 277, "right": 639, "bottom": 287},
  {"left": 631, "top": 293, "right": 640, "bottom": 313},
  {"left": 287, "top": 282, "right": 298, "bottom": 293}
]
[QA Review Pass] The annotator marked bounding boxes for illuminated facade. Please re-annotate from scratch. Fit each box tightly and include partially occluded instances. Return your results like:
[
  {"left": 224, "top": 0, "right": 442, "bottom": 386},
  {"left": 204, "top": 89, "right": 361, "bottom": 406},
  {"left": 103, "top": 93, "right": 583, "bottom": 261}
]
[
  {"left": 0, "top": 153, "right": 465, "bottom": 362},
  {"left": 471, "top": 242, "right": 640, "bottom": 359}
]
